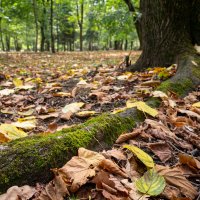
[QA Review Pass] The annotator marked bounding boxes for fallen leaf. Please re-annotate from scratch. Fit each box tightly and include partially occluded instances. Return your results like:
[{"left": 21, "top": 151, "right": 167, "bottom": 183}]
[
  {"left": 136, "top": 168, "right": 166, "bottom": 196},
  {"left": 102, "top": 149, "right": 126, "bottom": 160},
  {"left": 12, "top": 119, "right": 37, "bottom": 130},
  {"left": 0, "top": 185, "right": 35, "bottom": 200},
  {"left": 52, "top": 92, "right": 71, "bottom": 97},
  {"left": 156, "top": 165, "right": 198, "bottom": 199},
  {"left": 116, "top": 129, "right": 142, "bottom": 144},
  {"left": 0, "top": 124, "right": 27, "bottom": 143},
  {"left": 62, "top": 102, "right": 84, "bottom": 114},
  {"left": 124, "top": 144, "right": 154, "bottom": 168},
  {"left": 126, "top": 100, "right": 158, "bottom": 117},
  {"left": 57, "top": 148, "right": 105, "bottom": 192},
  {"left": 178, "top": 153, "right": 200, "bottom": 170},
  {"left": 178, "top": 109, "right": 200, "bottom": 120},
  {"left": 152, "top": 90, "right": 168, "bottom": 99},
  {"left": 0, "top": 89, "right": 15, "bottom": 96},
  {"left": 13, "top": 77, "right": 23, "bottom": 87},
  {"left": 145, "top": 119, "right": 175, "bottom": 138},
  {"left": 192, "top": 102, "right": 200, "bottom": 108},
  {"left": 99, "top": 159, "right": 128, "bottom": 178},
  {"left": 18, "top": 109, "right": 35, "bottom": 116},
  {"left": 75, "top": 110, "right": 96, "bottom": 118},
  {"left": 148, "top": 143, "right": 172, "bottom": 162}
]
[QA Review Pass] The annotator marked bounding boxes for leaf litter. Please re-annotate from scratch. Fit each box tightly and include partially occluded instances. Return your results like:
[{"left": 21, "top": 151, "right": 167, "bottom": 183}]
[{"left": 0, "top": 51, "right": 200, "bottom": 199}]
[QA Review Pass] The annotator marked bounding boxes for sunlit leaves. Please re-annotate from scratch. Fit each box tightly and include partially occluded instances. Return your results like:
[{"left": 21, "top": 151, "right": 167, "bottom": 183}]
[
  {"left": 126, "top": 100, "right": 158, "bottom": 117},
  {"left": 123, "top": 144, "right": 154, "bottom": 168},
  {"left": 0, "top": 124, "right": 27, "bottom": 143}
]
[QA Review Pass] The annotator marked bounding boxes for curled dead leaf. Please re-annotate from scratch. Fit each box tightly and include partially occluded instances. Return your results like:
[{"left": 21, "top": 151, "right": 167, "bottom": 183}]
[{"left": 99, "top": 159, "right": 128, "bottom": 178}]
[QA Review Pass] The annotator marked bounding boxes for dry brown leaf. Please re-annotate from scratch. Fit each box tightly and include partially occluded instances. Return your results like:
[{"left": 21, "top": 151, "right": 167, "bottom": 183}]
[
  {"left": 47, "top": 122, "right": 58, "bottom": 133},
  {"left": 116, "top": 129, "right": 142, "bottom": 144},
  {"left": 156, "top": 165, "right": 198, "bottom": 199},
  {"left": 148, "top": 142, "right": 172, "bottom": 162},
  {"left": 38, "top": 175, "right": 69, "bottom": 200},
  {"left": 60, "top": 111, "right": 73, "bottom": 120},
  {"left": 161, "top": 185, "right": 181, "bottom": 199},
  {"left": 109, "top": 175, "right": 129, "bottom": 196},
  {"left": 102, "top": 190, "right": 124, "bottom": 200},
  {"left": 58, "top": 156, "right": 96, "bottom": 192},
  {"left": 99, "top": 159, "right": 128, "bottom": 178},
  {"left": 102, "top": 149, "right": 127, "bottom": 160},
  {"left": 0, "top": 185, "right": 36, "bottom": 200},
  {"left": 145, "top": 119, "right": 175, "bottom": 138},
  {"left": 92, "top": 170, "right": 115, "bottom": 189},
  {"left": 179, "top": 153, "right": 200, "bottom": 170},
  {"left": 57, "top": 148, "right": 105, "bottom": 192},
  {"left": 178, "top": 109, "right": 200, "bottom": 121}
]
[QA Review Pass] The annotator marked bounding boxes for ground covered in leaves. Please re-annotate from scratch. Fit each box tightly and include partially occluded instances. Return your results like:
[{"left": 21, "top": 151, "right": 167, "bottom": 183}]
[{"left": 0, "top": 51, "right": 200, "bottom": 200}]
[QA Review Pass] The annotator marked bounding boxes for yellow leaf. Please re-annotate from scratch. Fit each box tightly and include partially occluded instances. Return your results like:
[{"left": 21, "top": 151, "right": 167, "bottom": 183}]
[
  {"left": 123, "top": 144, "right": 154, "bottom": 168},
  {"left": 136, "top": 168, "right": 166, "bottom": 196},
  {"left": 0, "top": 124, "right": 27, "bottom": 143},
  {"left": 12, "top": 119, "right": 37, "bottom": 130},
  {"left": 75, "top": 111, "right": 96, "bottom": 118},
  {"left": 13, "top": 78, "right": 23, "bottom": 87},
  {"left": 192, "top": 102, "right": 200, "bottom": 108},
  {"left": 18, "top": 109, "right": 34, "bottom": 116},
  {"left": 126, "top": 100, "right": 158, "bottom": 117},
  {"left": 112, "top": 107, "right": 127, "bottom": 114},
  {"left": 62, "top": 102, "right": 84, "bottom": 114}
]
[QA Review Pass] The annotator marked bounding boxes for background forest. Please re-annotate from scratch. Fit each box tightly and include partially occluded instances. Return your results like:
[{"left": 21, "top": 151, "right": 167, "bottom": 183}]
[{"left": 0, "top": 0, "right": 140, "bottom": 52}]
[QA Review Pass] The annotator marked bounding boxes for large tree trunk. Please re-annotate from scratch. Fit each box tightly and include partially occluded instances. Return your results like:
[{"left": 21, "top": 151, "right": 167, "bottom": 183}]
[
  {"left": 130, "top": 0, "right": 200, "bottom": 94},
  {"left": 0, "top": 110, "right": 144, "bottom": 194}
]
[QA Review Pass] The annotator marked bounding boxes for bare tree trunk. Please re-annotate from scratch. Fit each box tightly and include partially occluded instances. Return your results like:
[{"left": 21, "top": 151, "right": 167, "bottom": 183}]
[
  {"left": 123, "top": 0, "right": 142, "bottom": 50},
  {"left": 76, "top": 0, "right": 84, "bottom": 51},
  {"left": 5, "top": 35, "right": 10, "bottom": 52},
  {"left": 32, "top": 0, "right": 38, "bottom": 52},
  {"left": 0, "top": 18, "right": 4, "bottom": 51},
  {"left": 50, "top": 0, "right": 55, "bottom": 53}
]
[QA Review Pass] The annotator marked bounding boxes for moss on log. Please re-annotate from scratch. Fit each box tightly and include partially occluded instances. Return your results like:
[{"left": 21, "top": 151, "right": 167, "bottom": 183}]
[
  {"left": 0, "top": 110, "right": 144, "bottom": 193},
  {"left": 157, "top": 54, "right": 200, "bottom": 96}
]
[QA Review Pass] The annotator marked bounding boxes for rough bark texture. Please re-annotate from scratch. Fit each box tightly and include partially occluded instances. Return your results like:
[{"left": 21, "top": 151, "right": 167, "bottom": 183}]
[
  {"left": 129, "top": 0, "right": 200, "bottom": 94},
  {"left": 0, "top": 110, "right": 144, "bottom": 194},
  {"left": 132, "top": 0, "right": 199, "bottom": 69}
]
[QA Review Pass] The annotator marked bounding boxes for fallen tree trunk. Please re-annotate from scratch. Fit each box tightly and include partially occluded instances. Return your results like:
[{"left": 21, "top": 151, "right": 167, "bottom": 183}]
[{"left": 0, "top": 110, "right": 144, "bottom": 193}]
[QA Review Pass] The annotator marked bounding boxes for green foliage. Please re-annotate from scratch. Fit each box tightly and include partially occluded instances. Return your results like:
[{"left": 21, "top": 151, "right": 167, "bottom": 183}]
[{"left": 0, "top": 0, "right": 139, "bottom": 51}]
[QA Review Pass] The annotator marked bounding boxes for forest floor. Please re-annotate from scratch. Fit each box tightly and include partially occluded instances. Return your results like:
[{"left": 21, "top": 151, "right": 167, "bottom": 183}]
[{"left": 0, "top": 51, "right": 200, "bottom": 200}]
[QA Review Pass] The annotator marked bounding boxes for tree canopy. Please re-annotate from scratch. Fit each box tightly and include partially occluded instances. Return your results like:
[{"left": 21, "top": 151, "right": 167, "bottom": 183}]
[{"left": 0, "top": 0, "right": 140, "bottom": 52}]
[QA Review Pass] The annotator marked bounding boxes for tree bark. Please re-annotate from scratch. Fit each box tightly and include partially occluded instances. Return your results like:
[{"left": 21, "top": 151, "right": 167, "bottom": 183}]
[
  {"left": 130, "top": 0, "right": 200, "bottom": 94},
  {"left": 32, "top": 0, "right": 38, "bottom": 52},
  {"left": 123, "top": 0, "right": 142, "bottom": 50},
  {"left": 0, "top": 110, "right": 144, "bottom": 194},
  {"left": 76, "top": 0, "right": 84, "bottom": 51},
  {"left": 50, "top": 0, "right": 55, "bottom": 53},
  {"left": 40, "top": 0, "right": 47, "bottom": 52}
]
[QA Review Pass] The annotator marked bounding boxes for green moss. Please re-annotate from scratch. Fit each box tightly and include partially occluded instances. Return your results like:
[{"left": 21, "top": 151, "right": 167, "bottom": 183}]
[
  {"left": 147, "top": 97, "right": 161, "bottom": 108},
  {"left": 157, "top": 79, "right": 193, "bottom": 96},
  {"left": 0, "top": 111, "right": 143, "bottom": 193}
]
